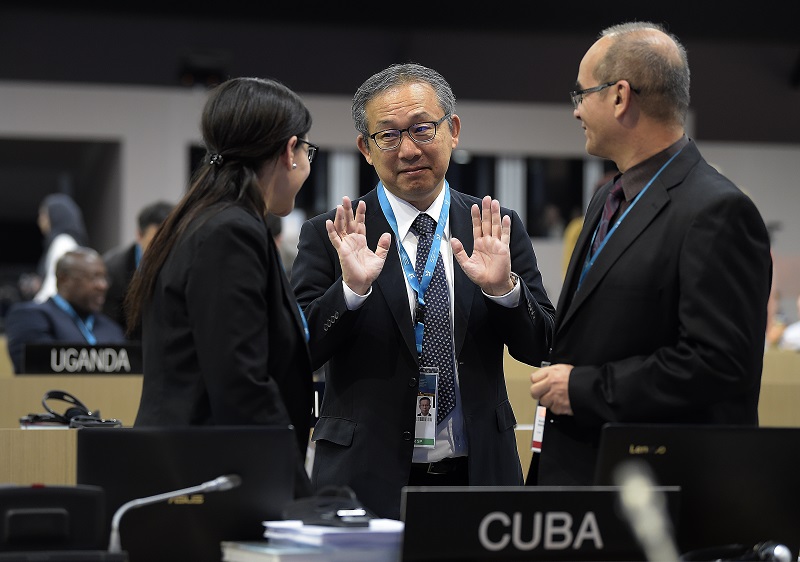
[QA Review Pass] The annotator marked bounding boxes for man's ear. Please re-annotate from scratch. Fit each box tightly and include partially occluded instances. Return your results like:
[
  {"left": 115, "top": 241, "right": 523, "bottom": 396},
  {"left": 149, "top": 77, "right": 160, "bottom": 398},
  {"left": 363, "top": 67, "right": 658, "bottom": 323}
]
[{"left": 356, "top": 135, "right": 373, "bottom": 165}]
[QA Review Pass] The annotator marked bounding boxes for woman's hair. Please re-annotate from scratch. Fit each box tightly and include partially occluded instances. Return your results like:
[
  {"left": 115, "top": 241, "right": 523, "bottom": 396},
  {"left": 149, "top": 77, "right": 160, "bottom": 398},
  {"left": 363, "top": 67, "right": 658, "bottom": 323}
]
[
  {"left": 124, "top": 77, "right": 311, "bottom": 332},
  {"left": 40, "top": 193, "right": 89, "bottom": 247}
]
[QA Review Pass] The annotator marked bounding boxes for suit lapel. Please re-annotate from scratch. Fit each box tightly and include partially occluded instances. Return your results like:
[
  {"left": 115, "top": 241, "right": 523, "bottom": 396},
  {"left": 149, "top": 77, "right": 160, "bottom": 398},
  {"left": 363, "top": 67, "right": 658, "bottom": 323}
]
[
  {"left": 271, "top": 228, "right": 308, "bottom": 350},
  {"left": 559, "top": 169, "right": 678, "bottom": 332},
  {"left": 363, "top": 190, "right": 418, "bottom": 359},
  {"left": 448, "top": 192, "right": 476, "bottom": 356}
]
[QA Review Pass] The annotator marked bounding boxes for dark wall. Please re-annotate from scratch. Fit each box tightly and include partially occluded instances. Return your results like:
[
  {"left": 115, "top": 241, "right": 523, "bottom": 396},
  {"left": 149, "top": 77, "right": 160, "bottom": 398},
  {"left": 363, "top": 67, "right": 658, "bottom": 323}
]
[{"left": 2, "top": 3, "right": 799, "bottom": 144}]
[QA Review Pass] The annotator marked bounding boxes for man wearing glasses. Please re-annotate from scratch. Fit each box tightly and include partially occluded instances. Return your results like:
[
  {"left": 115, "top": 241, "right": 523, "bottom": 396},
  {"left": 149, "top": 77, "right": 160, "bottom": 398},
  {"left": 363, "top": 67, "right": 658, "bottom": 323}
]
[
  {"left": 292, "top": 63, "right": 555, "bottom": 520},
  {"left": 527, "top": 22, "right": 772, "bottom": 486}
]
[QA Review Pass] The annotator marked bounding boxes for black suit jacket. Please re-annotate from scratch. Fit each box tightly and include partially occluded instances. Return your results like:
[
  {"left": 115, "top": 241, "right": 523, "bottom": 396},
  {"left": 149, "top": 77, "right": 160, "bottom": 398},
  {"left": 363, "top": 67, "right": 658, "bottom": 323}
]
[
  {"left": 5, "top": 298, "right": 127, "bottom": 373},
  {"left": 102, "top": 243, "right": 138, "bottom": 337},
  {"left": 134, "top": 204, "right": 314, "bottom": 473},
  {"left": 528, "top": 140, "right": 773, "bottom": 486},
  {"left": 292, "top": 186, "right": 555, "bottom": 519}
]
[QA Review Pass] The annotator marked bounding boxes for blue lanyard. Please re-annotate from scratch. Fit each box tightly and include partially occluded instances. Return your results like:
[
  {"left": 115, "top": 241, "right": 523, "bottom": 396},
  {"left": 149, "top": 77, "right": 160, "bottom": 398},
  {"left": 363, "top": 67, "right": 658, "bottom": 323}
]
[
  {"left": 578, "top": 148, "right": 683, "bottom": 290},
  {"left": 52, "top": 294, "right": 97, "bottom": 345},
  {"left": 377, "top": 181, "right": 450, "bottom": 355},
  {"left": 135, "top": 243, "right": 143, "bottom": 268},
  {"left": 297, "top": 304, "right": 309, "bottom": 342}
]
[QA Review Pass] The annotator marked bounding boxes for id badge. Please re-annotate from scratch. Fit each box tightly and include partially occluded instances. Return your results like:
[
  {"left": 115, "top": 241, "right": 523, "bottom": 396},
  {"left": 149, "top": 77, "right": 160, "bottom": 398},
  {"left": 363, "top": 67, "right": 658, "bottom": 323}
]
[
  {"left": 531, "top": 361, "right": 550, "bottom": 453},
  {"left": 414, "top": 366, "right": 438, "bottom": 448}
]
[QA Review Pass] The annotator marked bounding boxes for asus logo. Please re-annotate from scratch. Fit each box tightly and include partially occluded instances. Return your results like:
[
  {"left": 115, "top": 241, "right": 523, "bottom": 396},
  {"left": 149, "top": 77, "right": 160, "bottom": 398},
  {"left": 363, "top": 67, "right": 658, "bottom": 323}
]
[
  {"left": 628, "top": 444, "right": 668, "bottom": 455},
  {"left": 167, "top": 494, "right": 205, "bottom": 505}
]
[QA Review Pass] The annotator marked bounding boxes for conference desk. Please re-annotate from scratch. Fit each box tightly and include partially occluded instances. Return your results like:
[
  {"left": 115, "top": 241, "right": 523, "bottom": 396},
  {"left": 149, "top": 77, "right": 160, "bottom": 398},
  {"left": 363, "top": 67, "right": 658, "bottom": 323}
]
[
  {"left": 1, "top": 349, "right": 799, "bottom": 487},
  {"left": 504, "top": 348, "right": 800, "bottom": 478}
]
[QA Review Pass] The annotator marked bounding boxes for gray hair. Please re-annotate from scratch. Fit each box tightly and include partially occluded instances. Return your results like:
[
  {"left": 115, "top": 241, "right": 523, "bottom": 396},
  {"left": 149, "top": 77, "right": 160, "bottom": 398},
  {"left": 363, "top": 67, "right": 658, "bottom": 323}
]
[
  {"left": 596, "top": 21, "right": 690, "bottom": 125},
  {"left": 352, "top": 63, "right": 456, "bottom": 148}
]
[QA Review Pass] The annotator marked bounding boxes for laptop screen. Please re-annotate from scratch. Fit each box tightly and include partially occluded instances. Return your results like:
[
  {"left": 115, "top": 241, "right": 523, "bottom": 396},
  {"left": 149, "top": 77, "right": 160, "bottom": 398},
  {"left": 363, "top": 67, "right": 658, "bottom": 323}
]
[
  {"left": 76, "top": 425, "right": 297, "bottom": 562},
  {"left": 593, "top": 423, "right": 800, "bottom": 560}
]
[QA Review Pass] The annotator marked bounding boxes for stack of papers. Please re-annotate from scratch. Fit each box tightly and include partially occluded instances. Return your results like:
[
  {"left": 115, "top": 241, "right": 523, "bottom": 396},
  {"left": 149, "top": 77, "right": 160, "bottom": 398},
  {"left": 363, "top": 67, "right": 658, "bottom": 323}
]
[
  {"left": 255, "top": 519, "right": 404, "bottom": 561},
  {"left": 221, "top": 540, "right": 328, "bottom": 562}
]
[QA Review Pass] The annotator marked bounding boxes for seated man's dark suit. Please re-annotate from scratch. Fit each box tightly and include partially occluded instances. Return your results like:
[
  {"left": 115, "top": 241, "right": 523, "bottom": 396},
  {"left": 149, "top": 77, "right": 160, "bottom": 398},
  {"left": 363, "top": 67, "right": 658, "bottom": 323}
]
[
  {"left": 5, "top": 298, "right": 127, "bottom": 373},
  {"left": 102, "top": 243, "right": 138, "bottom": 336}
]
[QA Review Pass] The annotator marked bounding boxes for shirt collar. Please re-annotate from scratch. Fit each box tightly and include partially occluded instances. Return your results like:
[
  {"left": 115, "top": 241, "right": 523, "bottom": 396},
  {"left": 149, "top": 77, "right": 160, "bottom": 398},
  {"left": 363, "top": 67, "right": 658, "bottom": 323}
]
[
  {"left": 382, "top": 186, "right": 448, "bottom": 241},
  {"left": 619, "top": 135, "right": 689, "bottom": 201}
]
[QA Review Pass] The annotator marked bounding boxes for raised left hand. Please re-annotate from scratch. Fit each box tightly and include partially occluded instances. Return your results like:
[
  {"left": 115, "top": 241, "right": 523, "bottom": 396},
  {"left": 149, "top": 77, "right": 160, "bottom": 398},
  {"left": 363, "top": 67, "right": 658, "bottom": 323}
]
[{"left": 451, "top": 195, "right": 514, "bottom": 296}]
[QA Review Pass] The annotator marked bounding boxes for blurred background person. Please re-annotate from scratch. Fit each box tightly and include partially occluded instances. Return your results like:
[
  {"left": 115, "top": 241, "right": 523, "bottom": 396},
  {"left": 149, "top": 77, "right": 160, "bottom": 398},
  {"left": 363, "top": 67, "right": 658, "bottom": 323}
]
[
  {"left": 778, "top": 295, "right": 800, "bottom": 351},
  {"left": 102, "top": 200, "right": 173, "bottom": 338},
  {"left": 27, "top": 193, "right": 89, "bottom": 304},
  {"left": 125, "top": 77, "right": 317, "bottom": 497},
  {"left": 5, "top": 247, "right": 125, "bottom": 373}
]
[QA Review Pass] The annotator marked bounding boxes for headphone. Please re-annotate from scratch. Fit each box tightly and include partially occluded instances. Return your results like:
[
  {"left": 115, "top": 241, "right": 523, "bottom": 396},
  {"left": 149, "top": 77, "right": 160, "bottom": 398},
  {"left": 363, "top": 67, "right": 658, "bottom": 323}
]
[
  {"left": 42, "top": 390, "right": 95, "bottom": 424},
  {"left": 19, "top": 390, "right": 122, "bottom": 428}
]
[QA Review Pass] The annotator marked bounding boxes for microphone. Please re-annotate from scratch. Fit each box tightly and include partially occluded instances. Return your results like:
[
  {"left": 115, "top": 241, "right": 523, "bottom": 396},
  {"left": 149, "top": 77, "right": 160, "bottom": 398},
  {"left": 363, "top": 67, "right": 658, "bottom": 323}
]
[
  {"left": 108, "top": 474, "right": 242, "bottom": 553},
  {"left": 613, "top": 459, "right": 680, "bottom": 562},
  {"left": 754, "top": 541, "right": 792, "bottom": 562}
]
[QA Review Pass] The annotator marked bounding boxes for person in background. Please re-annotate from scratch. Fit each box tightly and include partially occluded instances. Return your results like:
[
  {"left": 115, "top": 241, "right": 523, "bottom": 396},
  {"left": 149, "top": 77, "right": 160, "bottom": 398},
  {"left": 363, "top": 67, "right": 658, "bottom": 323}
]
[
  {"left": 30, "top": 193, "right": 89, "bottom": 303},
  {"left": 778, "top": 295, "right": 800, "bottom": 351},
  {"left": 125, "top": 76, "right": 317, "bottom": 497},
  {"left": 527, "top": 21, "right": 772, "bottom": 486},
  {"left": 292, "top": 63, "right": 555, "bottom": 519},
  {"left": 102, "top": 200, "right": 173, "bottom": 338},
  {"left": 6, "top": 247, "right": 125, "bottom": 373}
]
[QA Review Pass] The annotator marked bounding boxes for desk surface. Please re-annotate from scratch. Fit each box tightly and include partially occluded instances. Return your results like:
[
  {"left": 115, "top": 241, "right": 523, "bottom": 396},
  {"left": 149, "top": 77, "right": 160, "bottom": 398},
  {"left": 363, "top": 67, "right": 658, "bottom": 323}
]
[{"left": 0, "top": 374, "right": 143, "bottom": 430}]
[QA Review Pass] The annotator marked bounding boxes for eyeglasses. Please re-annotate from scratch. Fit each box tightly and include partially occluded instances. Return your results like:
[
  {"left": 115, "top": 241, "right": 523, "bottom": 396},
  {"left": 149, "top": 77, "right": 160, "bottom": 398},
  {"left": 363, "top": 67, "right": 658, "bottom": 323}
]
[
  {"left": 297, "top": 139, "right": 319, "bottom": 163},
  {"left": 368, "top": 113, "right": 451, "bottom": 151},
  {"left": 569, "top": 80, "right": 639, "bottom": 109}
]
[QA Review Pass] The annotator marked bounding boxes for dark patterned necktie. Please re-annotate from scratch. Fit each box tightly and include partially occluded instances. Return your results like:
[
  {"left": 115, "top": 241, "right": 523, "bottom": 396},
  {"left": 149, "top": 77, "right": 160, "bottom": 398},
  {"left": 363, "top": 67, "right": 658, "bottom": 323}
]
[
  {"left": 411, "top": 213, "right": 456, "bottom": 424},
  {"left": 592, "top": 179, "right": 625, "bottom": 256}
]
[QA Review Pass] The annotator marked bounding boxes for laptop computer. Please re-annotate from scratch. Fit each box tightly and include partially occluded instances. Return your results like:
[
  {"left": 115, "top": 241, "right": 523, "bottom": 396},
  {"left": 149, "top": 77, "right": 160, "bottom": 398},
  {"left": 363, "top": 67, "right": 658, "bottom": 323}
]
[
  {"left": 76, "top": 425, "right": 298, "bottom": 562},
  {"left": 593, "top": 423, "right": 800, "bottom": 560}
]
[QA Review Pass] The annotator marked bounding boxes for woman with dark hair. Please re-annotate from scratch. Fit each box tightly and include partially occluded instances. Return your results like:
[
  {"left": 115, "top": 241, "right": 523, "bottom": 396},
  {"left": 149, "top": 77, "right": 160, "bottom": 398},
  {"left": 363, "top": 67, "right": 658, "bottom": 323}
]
[
  {"left": 33, "top": 193, "right": 90, "bottom": 303},
  {"left": 126, "top": 77, "right": 317, "bottom": 493}
]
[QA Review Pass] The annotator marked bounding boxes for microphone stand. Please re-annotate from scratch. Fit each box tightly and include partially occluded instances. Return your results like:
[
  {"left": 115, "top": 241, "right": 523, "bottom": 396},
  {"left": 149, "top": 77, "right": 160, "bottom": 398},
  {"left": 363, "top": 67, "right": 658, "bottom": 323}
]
[
  {"left": 614, "top": 460, "right": 680, "bottom": 562},
  {"left": 108, "top": 474, "right": 242, "bottom": 553}
]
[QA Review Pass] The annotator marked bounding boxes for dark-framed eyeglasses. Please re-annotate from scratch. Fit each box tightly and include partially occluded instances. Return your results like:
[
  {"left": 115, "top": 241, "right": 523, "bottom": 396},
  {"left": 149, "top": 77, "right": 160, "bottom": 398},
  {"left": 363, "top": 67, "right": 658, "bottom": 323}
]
[
  {"left": 297, "top": 139, "right": 319, "bottom": 163},
  {"left": 368, "top": 113, "right": 451, "bottom": 151},
  {"left": 569, "top": 80, "right": 639, "bottom": 109}
]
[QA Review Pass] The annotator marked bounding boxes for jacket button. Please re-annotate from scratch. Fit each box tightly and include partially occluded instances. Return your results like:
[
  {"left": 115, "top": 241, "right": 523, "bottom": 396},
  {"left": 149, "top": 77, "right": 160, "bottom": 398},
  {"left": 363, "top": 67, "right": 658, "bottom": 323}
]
[
  {"left": 402, "top": 431, "right": 412, "bottom": 440},
  {"left": 408, "top": 378, "right": 417, "bottom": 387}
]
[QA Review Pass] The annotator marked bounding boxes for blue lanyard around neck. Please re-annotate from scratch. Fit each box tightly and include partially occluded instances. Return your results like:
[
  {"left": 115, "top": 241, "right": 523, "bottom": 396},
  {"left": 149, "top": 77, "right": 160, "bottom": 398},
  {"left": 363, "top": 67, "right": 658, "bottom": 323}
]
[
  {"left": 377, "top": 181, "right": 451, "bottom": 354},
  {"left": 52, "top": 294, "right": 97, "bottom": 345},
  {"left": 578, "top": 148, "right": 684, "bottom": 291}
]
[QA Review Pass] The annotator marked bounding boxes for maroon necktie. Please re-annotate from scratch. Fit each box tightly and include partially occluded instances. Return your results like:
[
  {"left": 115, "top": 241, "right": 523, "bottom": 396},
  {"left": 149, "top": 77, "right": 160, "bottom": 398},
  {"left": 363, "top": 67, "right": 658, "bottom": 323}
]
[{"left": 592, "top": 180, "right": 625, "bottom": 256}]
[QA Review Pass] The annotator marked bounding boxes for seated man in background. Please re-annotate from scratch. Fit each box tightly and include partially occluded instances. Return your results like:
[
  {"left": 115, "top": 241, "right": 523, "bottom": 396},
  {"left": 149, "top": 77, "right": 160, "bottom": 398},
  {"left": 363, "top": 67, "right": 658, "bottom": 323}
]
[
  {"left": 102, "top": 200, "right": 173, "bottom": 337},
  {"left": 5, "top": 247, "right": 127, "bottom": 373}
]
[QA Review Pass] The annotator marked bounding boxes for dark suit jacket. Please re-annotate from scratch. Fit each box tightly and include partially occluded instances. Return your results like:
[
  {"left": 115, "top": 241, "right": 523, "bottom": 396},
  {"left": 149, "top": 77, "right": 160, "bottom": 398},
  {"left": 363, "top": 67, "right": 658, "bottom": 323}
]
[
  {"left": 102, "top": 242, "right": 138, "bottom": 337},
  {"left": 5, "top": 298, "right": 127, "bottom": 373},
  {"left": 134, "top": 204, "right": 314, "bottom": 475},
  {"left": 528, "top": 140, "right": 773, "bottom": 486},
  {"left": 292, "top": 187, "right": 555, "bottom": 519}
]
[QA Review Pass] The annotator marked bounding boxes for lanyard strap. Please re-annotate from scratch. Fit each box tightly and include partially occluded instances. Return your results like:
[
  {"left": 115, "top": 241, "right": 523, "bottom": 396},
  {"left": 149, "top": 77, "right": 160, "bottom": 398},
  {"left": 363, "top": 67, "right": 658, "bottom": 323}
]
[
  {"left": 578, "top": 148, "right": 684, "bottom": 290},
  {"left": 377, "top": 181, "right": 450, "bottom": 354},
  {"left": 52, "top": 294, "right": 97, "bottom": 345}
]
